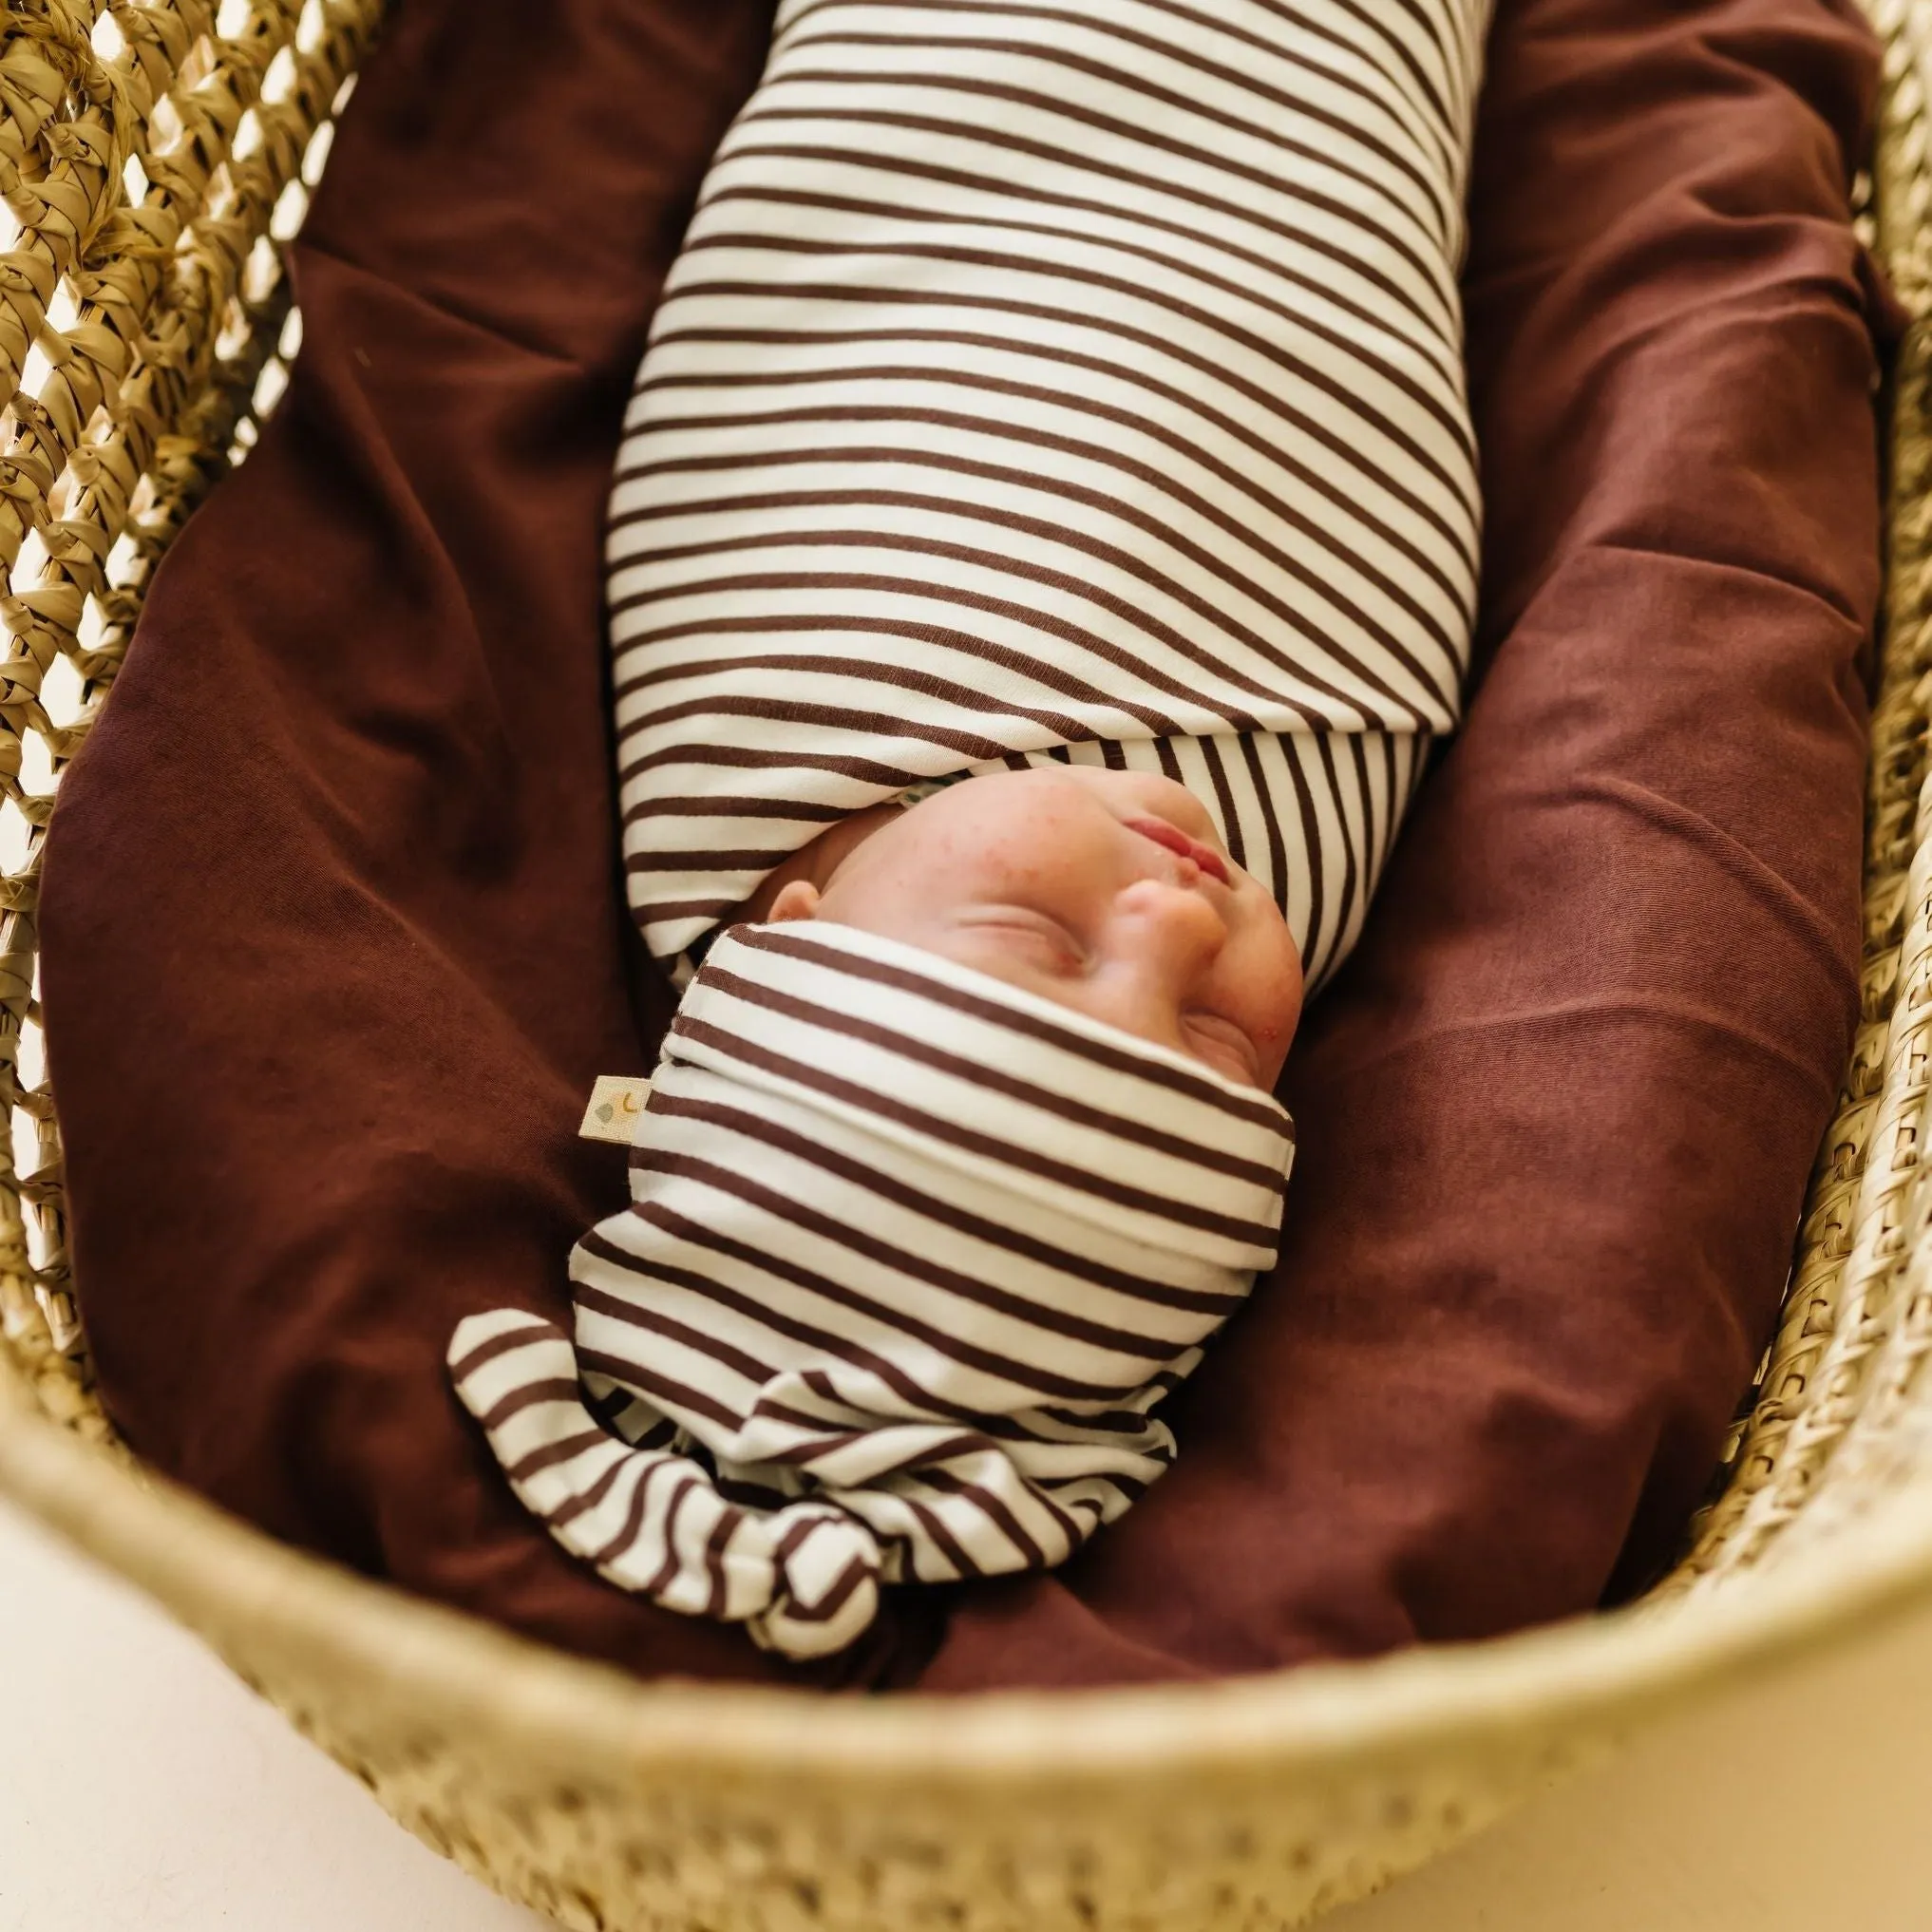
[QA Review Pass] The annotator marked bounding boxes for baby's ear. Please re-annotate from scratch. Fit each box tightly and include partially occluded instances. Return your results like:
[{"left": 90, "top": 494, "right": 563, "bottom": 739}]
[{"left": 767, "top": 880, "right": 823, "bottom": 923}]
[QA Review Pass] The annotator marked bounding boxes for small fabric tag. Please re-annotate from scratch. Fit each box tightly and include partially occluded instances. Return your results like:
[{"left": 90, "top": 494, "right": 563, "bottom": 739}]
[{"left": 580, "top": 1074, "right": 653, "bottom": 1144}]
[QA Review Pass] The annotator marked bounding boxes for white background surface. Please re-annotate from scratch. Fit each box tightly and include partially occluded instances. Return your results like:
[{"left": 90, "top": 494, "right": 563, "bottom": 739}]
[{"left": 5, "top": 1495, "right": 1932, "bottom": 1931}]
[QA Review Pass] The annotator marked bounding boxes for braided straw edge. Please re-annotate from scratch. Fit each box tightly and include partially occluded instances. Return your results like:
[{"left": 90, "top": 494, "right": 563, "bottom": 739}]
[{"left": 1661, "top": 0, "right": 1932, "bottom": 1593}]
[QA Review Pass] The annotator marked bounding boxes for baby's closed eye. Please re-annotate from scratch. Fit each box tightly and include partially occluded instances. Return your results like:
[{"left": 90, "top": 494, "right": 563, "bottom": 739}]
[{"left": 955, "top": 906, "right": 1090, "bottom": 972}]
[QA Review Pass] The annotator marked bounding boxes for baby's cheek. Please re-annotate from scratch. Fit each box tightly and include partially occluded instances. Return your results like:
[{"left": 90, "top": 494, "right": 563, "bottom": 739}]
[{"left": 1246, "top": 926, "right": 1305, "bottom": 1046}]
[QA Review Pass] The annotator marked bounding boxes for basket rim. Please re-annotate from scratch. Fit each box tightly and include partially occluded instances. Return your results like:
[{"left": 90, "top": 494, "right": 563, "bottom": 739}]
[{"left": 5, "top": 1360, "right": 1930, "bottom": 1790}]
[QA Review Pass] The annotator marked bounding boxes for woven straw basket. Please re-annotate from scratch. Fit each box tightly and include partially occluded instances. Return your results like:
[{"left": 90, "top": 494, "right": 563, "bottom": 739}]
[{"left": 5, "top": 2, "right": 1932, "bottom": 1926}]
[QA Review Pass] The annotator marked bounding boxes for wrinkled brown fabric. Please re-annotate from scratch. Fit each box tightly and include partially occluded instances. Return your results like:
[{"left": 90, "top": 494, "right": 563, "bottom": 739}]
[
  {"left": 922, "top": 0, "right": 1888, "bottom": 1687},
  {"left": 40, "top": 0, "right": 1885, "bottom": 1693},
  {"left": 38, "top": 0, "right": 854, "bottom": 1688}
]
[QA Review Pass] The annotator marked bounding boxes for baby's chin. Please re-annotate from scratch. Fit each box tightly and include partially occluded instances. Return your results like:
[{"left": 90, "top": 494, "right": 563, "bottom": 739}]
[
  {"left": 1013, "top": 762, "right": 1228, "bottom": 842},
  {"left": 1041, "top": 767, "right": 1296, "bottom": 938}
]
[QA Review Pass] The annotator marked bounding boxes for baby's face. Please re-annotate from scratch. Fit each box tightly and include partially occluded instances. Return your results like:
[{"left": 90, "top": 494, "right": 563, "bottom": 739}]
[{"left": 770, "top": 767, "right": 1303, "bottom": 1089}]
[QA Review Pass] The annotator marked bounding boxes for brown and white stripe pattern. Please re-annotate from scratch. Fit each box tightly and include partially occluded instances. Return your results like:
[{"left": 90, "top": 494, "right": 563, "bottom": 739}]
[
  {"left": 450, "top": 922, "right": 1295, "bottom": 1657},
  {"left": 611, "top": 0, "right": 1487, "bottom": 986}
]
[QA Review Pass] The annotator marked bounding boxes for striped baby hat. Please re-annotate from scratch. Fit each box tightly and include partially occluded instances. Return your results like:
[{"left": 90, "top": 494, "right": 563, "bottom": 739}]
[{"left": 450, "top": 920, "right": 1295, "bottom": 1658}]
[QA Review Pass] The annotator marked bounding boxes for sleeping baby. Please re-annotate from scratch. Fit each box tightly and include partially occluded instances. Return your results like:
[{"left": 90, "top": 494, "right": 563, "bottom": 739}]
[{"left": 450, "top": 0, "right": 1486, "bottom": 1657}]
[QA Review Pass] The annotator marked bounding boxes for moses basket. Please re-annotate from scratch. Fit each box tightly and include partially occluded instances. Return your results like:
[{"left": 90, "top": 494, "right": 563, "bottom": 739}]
[{"left": 7, "top": 1, "right": 1932, "bottom": 1925}]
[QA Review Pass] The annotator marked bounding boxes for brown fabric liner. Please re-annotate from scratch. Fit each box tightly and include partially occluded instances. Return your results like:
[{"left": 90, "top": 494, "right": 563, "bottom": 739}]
[{"left": 39, "top": 0, "right": 1887, "bottom": 1692}]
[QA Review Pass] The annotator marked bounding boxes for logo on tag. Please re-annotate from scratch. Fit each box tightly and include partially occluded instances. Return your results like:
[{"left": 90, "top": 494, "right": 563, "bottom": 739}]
[{"left": 580, "top": 1074, "right": 653, "bottom": 1145}]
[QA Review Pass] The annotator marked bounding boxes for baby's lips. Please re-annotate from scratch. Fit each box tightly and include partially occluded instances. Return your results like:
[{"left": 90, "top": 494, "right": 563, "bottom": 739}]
[
  {"left": 1124, "top": 815, "right": 1231, "bottom": 884},
  {"left": 1188, "top": 841, "right": 1231, "bottom": 885}
]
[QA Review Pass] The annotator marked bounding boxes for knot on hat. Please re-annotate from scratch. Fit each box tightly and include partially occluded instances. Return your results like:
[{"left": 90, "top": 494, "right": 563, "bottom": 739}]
[{"left": 452, "top": 921, "right": 1295, "bottom": 1657}]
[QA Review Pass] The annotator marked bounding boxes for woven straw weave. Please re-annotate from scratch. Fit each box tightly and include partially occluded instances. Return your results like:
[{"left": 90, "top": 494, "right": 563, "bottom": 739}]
[{"left": 5, "top": 1, "right": 1932, "bottom": 1926}]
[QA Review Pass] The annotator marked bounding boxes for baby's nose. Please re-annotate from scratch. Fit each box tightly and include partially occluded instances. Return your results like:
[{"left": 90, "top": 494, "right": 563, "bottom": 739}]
[{"left": 1119, "top": 874, "right": 1228, "bottom": 970}]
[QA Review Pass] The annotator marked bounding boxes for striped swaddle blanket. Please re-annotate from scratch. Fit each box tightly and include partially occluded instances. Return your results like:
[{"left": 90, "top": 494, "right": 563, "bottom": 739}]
[
  {"left": 613, "top": 0, "right": 1486, "bottom": 986},
  {"left": 451, "top": 0, "right": 1488, "bottom": 1657}
]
